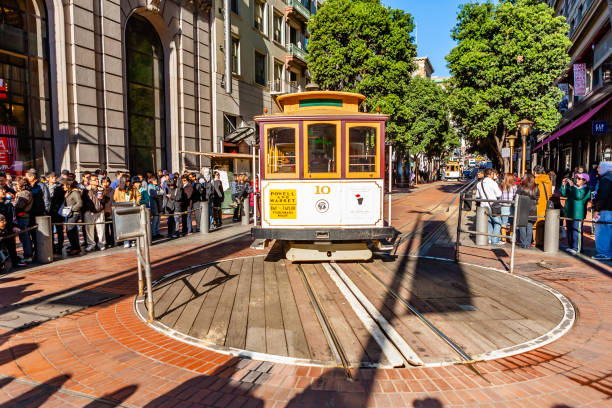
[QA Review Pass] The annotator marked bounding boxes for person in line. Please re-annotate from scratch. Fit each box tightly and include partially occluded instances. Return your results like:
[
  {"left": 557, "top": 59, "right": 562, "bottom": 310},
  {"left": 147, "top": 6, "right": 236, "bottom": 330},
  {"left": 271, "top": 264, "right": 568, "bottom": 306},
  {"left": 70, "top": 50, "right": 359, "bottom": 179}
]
[
  {"left": 0, "top": 192, "right": 18, "bottom": 269},
  {"left": 211, "top": 171, "right": 224, "bottom": 229},
  {"left": 62, "top": 175, "right": 83, "bottom": 256},
  {"left": 83, "top": 174, "right": 107, "bottom": 252},
  {"left": 476, "top": 168, "right": 503, "bottom": 245},
  {"left": 592, "top": 161, "right": 612, "bottom": 261},
  {"left": 26, "top": 168, "right": 50, "bottom": 254},
  {"left": 0, "top": 173, "right": 15, "bottom": 195},
  {"left": 499, "top": 173, "right": 517, "bottom": 231},
  {"left": 165, "top": 180, "right": 180, "bottom": 238},
  {"left": 110, "top": 171, "right": 123, "bottom": 190},
  {"left": 14, "top": 179, "right": 34, "bottom": 264},
  {"left": 47, "top": 172, "right": 65, "bottom": 254},
  {"left": 560, "top": 173, "right": 591, "bottom": 255},
  {"left": 189, "top": 173, "right": 201, "bottom": 233},
  {"left": 178, "top": 175, "right": 193, "bottom": 235},
  {"left": 101, "top": 177, "right": 114, "bottom": 247},
  {"left": 533, "top": 165, "right": 553, "bottom": 246},
  {"left": 148, "top": 176, "right": 163, "bottom": 239},
  {"left": 113, "top": 176, "right": 140, "bottom": 248},
  {"left": 516, "top": 173, "right": 540, "bottom": 249}
]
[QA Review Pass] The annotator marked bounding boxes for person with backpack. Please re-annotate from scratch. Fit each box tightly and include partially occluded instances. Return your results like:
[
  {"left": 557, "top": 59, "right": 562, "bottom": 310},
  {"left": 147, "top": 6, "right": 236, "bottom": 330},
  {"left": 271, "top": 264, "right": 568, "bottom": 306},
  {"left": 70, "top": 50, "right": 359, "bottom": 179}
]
[
  {"left": 83, "top": 174, "right": 107, "bottom": 252},
  {"left": 560, "top": 173, "right": 591, "bottom": 255},
  {"left": 62, "top": 175, "right": 83, "bottom": 256},
  {"left": 516, "top": 173, "right": 540, "bottom": 248}
]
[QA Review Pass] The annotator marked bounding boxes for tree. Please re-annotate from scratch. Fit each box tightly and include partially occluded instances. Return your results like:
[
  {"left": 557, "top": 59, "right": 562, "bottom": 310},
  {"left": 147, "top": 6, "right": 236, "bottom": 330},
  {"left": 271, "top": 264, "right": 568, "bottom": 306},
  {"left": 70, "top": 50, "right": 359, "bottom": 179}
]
[
  {"left": 446, "top": 0, "right": 571, "bottom": 170},
  {"left": 306, "top": 0, "right": 417, "bottom": 147},
  {"left": 402, "top": 77, "right": 458, "bottom": 158}
]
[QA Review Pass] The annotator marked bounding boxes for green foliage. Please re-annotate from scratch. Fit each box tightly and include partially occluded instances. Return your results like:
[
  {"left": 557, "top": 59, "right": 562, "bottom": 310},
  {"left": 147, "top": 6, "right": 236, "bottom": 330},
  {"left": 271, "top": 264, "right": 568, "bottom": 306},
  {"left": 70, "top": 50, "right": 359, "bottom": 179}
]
[
  {"left": 446, "top": 0, "right": 571, "bottom": 165},
  {"left": 306, "top": 0, "right": 418, "bottom": 147},
  {"left": 401, "top": 77, "right": 458, "bottom": 157}
]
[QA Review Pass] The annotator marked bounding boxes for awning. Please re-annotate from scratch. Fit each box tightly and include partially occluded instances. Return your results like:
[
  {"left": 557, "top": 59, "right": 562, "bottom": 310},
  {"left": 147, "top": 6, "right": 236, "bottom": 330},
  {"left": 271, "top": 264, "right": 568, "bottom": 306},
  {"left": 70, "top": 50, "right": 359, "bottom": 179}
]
[
  {"left": 224, "top": 127, "right": 255, "bottom": 144},
  {"left": 533, "top": 96, "right": 612, "bottom": 151},
  {"left": 179, "top": 151, "right": 253, "bottom": 160}
]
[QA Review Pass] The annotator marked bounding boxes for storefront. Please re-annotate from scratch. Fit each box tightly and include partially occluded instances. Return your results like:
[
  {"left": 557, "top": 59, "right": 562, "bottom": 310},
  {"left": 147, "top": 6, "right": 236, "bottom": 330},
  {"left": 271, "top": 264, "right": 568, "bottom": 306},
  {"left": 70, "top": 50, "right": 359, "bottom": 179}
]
[{"left": 0, "top": 0, "right": 53, "bottom": 174}]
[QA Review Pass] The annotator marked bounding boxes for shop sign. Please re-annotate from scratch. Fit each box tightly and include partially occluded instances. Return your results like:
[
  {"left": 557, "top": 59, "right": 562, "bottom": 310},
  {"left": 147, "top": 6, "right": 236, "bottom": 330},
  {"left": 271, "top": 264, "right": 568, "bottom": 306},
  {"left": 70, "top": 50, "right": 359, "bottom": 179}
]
[
  {"left": 574, "top": 63, "right": 587, "bottom": 96},
  {"left": 0, "top": 79, "right": 6, "bottom": 99},
  {"left": 0, "top": 137, "right": 18, "bottom": 172},
  {"left": 592, "top": 121, "right": 608, "bottom": 134}
]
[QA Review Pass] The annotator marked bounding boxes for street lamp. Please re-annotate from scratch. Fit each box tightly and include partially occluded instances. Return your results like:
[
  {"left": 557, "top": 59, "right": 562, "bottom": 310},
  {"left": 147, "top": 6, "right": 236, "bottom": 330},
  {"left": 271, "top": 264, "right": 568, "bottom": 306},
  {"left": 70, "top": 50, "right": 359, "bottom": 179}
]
[
  {"left": 518, "top": 119, "right": 533, "bottom": 177},
  {"left": 506, "top": 132, "right": 517, "bottom": 173}
]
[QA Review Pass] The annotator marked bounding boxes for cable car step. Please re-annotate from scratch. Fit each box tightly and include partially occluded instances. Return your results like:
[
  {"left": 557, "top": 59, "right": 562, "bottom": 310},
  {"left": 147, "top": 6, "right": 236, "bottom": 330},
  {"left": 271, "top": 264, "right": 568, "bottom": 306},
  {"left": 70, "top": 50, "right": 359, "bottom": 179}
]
[{"left": 250, "top": 239, "right": 269, "bottom": 250}]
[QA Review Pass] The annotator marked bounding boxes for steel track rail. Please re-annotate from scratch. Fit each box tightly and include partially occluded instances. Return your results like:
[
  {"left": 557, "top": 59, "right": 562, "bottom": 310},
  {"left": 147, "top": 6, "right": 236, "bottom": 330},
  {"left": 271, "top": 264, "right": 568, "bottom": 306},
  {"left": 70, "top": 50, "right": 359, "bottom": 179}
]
[
  {"left": 356, "top": 262, "right": 487, "bottom": 381},
  {"left": 296, "top": 264, "right": 353, "bottom": 380},
  {"left": 394, "top": 180, "right": 476, "bottom": 249}
]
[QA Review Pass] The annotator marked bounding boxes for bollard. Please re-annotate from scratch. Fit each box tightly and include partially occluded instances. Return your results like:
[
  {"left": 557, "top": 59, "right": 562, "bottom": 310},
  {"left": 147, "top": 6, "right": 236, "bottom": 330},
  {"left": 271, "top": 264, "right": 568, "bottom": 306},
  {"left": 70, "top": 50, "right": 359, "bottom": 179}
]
[
  {"left": 242, "top": 197, "right": 250, "bottom": 226},
  {"left": 475, "top": 206, "right": 489, "bottom": 246},
  {"left": 543, "top": 208, "right": 560, "bottom": 253},
  {"left": 35, "top": 216, "right": 53, "bottom": 264},
  {"left": 200, "top": 203, "right": 209, "bottom": 234},
  {"left": 144, "top": 207, "right": 152, "bottom": 246}
]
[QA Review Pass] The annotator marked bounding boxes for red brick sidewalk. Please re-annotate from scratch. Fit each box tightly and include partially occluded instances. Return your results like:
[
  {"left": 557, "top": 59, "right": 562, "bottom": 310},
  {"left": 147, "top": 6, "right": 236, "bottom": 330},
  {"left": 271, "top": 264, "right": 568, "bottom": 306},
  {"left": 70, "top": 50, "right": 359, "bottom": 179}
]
[{"left": 0, "top": 181, "right": 610, "bottom": 407}]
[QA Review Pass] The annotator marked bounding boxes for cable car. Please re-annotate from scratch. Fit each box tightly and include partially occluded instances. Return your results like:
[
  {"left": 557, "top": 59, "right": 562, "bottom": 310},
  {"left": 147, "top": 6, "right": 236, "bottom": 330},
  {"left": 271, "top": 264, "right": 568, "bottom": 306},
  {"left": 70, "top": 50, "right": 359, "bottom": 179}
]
[
  {"left": 444, "top": 161, "right": 461, "bottom": 180},
  {"left": 251, "top": 91, "right": 395, "bottom": 261}
]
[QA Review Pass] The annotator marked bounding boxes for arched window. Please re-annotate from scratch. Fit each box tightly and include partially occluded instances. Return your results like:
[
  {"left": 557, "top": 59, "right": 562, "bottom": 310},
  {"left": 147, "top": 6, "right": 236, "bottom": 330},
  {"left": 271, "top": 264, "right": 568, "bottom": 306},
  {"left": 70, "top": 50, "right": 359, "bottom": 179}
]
[
  {"left": 126, "top": 14, "right": 166, "bottom": 174},
  {"left": 0, "top": 0, "right": 52, "bottom": 174}
]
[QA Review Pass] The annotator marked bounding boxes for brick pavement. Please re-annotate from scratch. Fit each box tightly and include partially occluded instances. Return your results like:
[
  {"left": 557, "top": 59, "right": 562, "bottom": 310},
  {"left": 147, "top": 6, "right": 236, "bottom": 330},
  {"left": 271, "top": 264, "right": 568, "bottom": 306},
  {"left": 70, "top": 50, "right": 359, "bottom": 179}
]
[{"left": 0, "top": 182, "right": 610, "bottom": 407}]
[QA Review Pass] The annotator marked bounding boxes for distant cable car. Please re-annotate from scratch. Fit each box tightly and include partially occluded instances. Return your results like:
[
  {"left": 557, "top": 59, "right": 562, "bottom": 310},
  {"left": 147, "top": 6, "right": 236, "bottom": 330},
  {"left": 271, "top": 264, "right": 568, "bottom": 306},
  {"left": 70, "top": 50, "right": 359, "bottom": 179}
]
[
  {"left": 444, "top": 161, "right": 461, "bottom": 180},
  {"left": 251, "top": 91, "right": 394, "bottom": 261}
]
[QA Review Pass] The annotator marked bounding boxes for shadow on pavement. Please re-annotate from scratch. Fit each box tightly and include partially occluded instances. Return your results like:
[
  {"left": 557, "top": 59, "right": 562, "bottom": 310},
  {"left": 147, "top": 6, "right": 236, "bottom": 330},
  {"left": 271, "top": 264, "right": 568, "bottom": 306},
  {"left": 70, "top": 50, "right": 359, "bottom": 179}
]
[{"left": 286, "top": 215, "right": 471, "bottom": 407}]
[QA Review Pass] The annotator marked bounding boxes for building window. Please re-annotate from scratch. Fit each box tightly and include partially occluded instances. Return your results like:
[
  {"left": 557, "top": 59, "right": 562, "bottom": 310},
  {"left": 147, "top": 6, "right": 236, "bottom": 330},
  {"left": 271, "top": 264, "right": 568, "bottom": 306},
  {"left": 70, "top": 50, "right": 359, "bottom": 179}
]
[
  {"left": 273, "top": 61, "right": 283, "bottom": 92},
  {"left": 273, "top": 12, "right": 283, "bottom": 43},
  {"left": 232, "top": 37, "right": 240, "bottom": 75},
  {"left": 126, "top": 14, "right": 166, "bottom": 175},
  {"left": 231, "top": 0, "right": 238, "bottom": 15},
  {"left": 0, "top": 0, "right": 53, "bottom": 174},
  {"left": 254, "top": 0, "right": 266, "bottom": 33},
  {"left": 255, "top": 51, "right": 266, "bottom": 86}
]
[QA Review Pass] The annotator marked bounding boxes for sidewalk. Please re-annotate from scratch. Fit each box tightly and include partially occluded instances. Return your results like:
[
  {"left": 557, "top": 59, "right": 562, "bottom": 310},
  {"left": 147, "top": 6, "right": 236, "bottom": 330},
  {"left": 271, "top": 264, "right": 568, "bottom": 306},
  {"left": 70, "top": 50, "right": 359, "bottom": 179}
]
[{"left": 0, "top": 181, "right": 609, "bottom": 407}]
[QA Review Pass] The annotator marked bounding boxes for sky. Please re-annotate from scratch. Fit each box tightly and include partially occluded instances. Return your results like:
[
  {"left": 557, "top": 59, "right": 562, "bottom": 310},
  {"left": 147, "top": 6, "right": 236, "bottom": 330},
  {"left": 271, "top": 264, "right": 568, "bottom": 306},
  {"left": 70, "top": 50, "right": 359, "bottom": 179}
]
[{"left": 382, "top": 0, "right": 469, "bottom": 78}]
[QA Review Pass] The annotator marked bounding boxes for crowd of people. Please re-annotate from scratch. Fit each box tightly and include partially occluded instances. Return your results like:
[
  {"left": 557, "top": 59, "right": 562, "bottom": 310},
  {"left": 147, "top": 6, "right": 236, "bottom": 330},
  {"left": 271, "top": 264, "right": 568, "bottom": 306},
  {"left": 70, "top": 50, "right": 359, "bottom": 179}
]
[
  {"left": 0, "top": 167, "right": 256, "bottom": 272},
  {"left": 475, "top": 162, "right": 612, "bottom": 260}
]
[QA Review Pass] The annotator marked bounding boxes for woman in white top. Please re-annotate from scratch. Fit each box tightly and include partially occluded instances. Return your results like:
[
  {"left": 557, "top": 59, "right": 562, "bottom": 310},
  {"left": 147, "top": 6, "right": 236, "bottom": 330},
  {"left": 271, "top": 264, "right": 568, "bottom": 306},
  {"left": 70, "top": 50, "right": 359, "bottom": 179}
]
[{"left": 476, "top": 168, "right": 503, "bottom": 245}]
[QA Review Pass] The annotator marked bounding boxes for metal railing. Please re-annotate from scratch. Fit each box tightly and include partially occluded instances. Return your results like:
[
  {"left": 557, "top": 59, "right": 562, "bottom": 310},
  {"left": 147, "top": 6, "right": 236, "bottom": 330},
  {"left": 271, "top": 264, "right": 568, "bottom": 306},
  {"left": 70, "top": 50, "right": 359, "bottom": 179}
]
[
  {"left": 456, "top": 195, "right": 520, "bottom": 274},
  {"left": 286, "top": 0, "right": 311, "bottom": 19},
  {"left": 287, "top": 43, "right": 307, "bottom": 61}
]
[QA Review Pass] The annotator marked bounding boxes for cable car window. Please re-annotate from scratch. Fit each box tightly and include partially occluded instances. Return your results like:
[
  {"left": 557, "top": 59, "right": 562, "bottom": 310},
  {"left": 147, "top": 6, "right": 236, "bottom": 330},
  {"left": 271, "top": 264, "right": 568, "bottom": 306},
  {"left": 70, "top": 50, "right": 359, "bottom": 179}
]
[
  {"left": 267, "top": 126, "right": 296, "bottom": 174},
  {"left": 348, "top": 126, "right": 377, "bottom": 173},
  {"left": 307, "top": 123, "right": 336, "bottom": 173}
]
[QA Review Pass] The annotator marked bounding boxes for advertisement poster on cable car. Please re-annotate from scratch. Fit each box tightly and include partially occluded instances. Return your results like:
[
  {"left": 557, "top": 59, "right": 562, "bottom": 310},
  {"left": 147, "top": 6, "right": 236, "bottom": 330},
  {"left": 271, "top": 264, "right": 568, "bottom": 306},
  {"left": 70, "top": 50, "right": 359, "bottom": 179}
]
[{"left": 261, "top": 180, "right": 383, "bottom": 228}]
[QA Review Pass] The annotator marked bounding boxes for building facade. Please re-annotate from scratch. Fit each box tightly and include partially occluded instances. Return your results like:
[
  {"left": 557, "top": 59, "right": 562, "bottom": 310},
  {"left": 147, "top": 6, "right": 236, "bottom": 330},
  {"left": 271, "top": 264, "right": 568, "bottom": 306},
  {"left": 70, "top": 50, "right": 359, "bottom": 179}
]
[
  {"left": 210, "top": 0, "right": 316, "bottom": 162},
  {"left": 0, "top": 0, "right": 214, "bottom": 176},
  {"left": 534, "top": 0, "right": 612, "bottom": 173}
]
